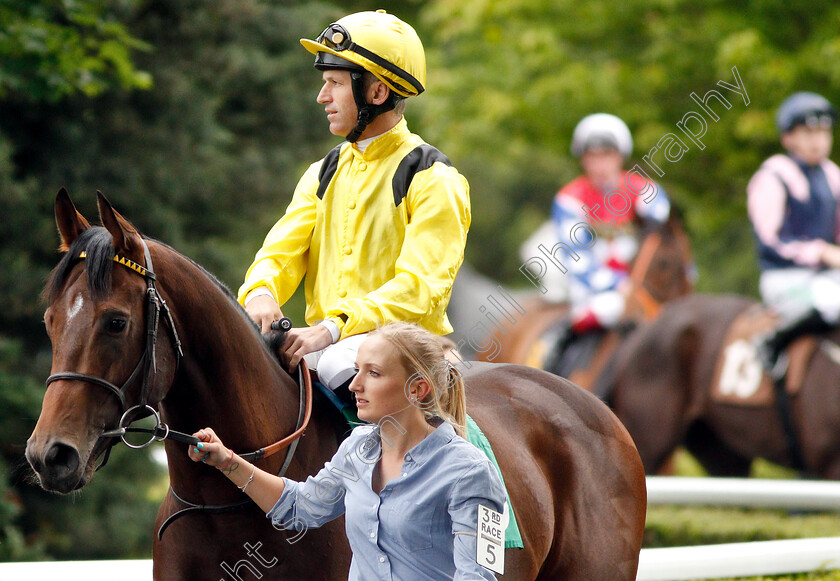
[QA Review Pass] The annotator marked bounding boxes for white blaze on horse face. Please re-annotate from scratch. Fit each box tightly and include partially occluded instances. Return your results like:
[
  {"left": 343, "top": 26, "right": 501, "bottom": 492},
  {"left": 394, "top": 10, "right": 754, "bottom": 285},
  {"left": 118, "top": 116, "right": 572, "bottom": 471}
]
[{"left": 67, "top": 293, "right": 84, "bottom": 322}]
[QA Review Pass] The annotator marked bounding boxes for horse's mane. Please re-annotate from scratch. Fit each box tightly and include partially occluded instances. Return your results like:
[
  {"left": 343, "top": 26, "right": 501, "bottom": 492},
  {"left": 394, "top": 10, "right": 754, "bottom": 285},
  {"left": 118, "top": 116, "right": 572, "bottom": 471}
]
[
  {"left": 42, "top": 226, "right": 289, "bottom": 362},
  {"left": 44, "top": 228, "right": 116, "bottom": 304},
  {"left": 153, "top": 238, "right": 290, "bottom": 360}
]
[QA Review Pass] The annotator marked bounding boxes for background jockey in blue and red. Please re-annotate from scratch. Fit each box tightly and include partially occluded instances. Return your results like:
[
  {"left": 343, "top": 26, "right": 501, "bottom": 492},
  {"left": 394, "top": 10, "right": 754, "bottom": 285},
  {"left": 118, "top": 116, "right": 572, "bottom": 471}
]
[{"left": 551, "top": 114, "right": 670, "bottom": 343}]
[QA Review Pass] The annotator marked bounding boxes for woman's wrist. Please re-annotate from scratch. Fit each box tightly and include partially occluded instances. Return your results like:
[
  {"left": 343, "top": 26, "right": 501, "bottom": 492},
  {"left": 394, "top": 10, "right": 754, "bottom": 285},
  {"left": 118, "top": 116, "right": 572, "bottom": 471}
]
[
  {"left": 224, "top": 458, "right": 257, "bottom": 494},
  {"left": 217, "top": 451, "right": 249, "bottom": 486},
  {"left": 238, "top": 465, "right": 257, "bottom": 493},
  {"left": 218, "top": 449, "right": 237, "bottom": 472}
]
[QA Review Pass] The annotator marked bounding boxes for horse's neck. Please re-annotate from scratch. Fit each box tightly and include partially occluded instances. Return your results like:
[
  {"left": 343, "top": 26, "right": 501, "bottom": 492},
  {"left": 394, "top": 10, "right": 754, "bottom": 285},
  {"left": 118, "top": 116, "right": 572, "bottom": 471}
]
[
  {"left": 155, "top": 250, "right": 298, "bottom": 490},
  {"left": 628, "top": 222, "right": 692, "bottom": 315}
]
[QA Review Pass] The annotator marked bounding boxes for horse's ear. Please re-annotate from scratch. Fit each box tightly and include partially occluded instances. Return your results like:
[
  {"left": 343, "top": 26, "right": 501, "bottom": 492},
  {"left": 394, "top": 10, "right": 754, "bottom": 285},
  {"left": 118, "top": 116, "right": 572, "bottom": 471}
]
[
  {"left": 96, "top": 190, "right": 142, "bottom": 255},
  {"left": 55, "top": 187, "right": 91, "bottom": 251},
  {"left": 665, "top": 202, "right": 684, "bottom": 230}
]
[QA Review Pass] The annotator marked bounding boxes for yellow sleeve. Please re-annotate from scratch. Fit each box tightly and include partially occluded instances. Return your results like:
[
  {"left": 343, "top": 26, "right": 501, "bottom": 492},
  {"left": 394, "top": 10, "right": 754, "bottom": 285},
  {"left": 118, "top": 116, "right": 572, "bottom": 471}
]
[
  {"left": 237, "top": 163, "right": 320, "bottom": 306},
  {"left": 326, "top": 162, "right": 471, "bottom": 337}
]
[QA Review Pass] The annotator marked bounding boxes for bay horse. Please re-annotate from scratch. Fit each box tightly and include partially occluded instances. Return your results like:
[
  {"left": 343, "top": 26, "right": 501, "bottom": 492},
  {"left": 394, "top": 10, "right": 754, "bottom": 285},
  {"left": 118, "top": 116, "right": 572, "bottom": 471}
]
[
  {"left": 607, "top": 293, "right": 840, "bottom": 479},
  {"left": 26, "top": 190, "right": 647, "bottom": 580},
  {"left": 462, "top": 213, "right": 694, "bottom": 392}
]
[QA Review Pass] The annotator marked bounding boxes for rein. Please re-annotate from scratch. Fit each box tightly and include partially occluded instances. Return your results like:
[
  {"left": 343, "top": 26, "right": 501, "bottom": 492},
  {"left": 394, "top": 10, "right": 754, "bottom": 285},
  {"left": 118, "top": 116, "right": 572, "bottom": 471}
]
[
  {"left": 157, "top": 362, "right": 312, "bottom": 540},
  {"left": 628, "top": 230, "right": 664, "bottom": 320},
  {"left": 45, "top": 240, "right": 314, "bottom": 517}
]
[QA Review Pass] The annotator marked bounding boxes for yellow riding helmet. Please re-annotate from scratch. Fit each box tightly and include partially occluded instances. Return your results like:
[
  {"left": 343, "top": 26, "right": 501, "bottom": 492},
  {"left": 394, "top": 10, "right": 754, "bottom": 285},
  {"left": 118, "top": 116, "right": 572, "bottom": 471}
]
[{"left": 300, "top": 10, "right": 426, "bottom": 98}]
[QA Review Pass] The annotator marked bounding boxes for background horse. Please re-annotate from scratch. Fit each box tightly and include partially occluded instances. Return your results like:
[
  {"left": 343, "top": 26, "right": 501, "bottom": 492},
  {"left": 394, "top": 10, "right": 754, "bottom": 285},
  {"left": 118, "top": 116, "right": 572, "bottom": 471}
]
[
  {"left": 26, "top": 190, "right": 647, "bottom": 580},
  {"left": 608, "top": 293, "right": 840, "bottom": 480},
  {"left": 450, "top": 213, "right": 694, "bottom": 392}
]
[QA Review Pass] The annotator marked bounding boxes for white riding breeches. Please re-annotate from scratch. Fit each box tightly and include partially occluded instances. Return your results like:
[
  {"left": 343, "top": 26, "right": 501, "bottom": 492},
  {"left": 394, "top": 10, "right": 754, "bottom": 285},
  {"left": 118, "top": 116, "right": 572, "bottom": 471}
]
[
  {"left": 303, "top": 333, "right": 369, "bottom": 391},
  {"left": 759, "top": 268, "right": 840, "bottom": 324}
]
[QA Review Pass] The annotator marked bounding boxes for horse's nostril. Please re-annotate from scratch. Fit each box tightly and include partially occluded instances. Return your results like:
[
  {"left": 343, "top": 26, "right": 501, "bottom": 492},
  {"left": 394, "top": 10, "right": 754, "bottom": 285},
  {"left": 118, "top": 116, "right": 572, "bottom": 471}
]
[
  {"left": 45, "top": 442, "right": 80, "bottom": 476},
  {"left": 28, "top": 454, "right": 43, "bottom": 474}
]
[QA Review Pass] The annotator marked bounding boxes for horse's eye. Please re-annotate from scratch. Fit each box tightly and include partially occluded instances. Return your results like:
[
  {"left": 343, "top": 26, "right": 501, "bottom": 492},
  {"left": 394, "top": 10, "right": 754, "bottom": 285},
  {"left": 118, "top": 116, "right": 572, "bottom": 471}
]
[{"left": 106, "top": 318, "right": 127, "bottom": 334}]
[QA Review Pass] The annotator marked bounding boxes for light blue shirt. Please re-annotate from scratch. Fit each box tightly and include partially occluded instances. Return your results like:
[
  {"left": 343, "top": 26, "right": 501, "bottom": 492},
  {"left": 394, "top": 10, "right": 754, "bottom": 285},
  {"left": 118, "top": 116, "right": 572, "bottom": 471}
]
[{"left": 267, "top": 421, "right": 505, "bottom": 580}]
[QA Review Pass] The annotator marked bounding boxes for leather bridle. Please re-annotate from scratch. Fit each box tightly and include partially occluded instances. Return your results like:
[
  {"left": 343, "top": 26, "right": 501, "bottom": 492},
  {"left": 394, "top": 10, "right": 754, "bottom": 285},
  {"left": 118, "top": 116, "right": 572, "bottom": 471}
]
[
  {"left": 44, "top": 240, "right": 314, "bottom": 536},
  {"left": 46, "top": 240, "right": 185, "bottom": 468}
]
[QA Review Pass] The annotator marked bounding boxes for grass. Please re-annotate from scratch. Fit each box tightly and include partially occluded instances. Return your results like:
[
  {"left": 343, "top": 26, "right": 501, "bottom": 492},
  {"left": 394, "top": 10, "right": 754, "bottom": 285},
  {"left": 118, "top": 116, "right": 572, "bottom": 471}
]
[
  {"left": 645, "top": 505, "right": 840, "bottom": 548},
  {"left": 709, "top": 574, "right": 840, "bottom": 581},
  {"left": 644, "top": 450, "right": 840, "bottom": 581}
]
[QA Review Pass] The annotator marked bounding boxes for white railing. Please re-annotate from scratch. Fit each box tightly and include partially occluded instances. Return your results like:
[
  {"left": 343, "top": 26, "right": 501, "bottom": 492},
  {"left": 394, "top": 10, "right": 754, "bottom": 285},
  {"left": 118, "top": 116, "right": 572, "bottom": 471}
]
[
  {"left": 636, "top": 537, "right": 840, "bottom": 581},
  {"left": 3, "top": 545, "right": 838, "bottom": 581},
  {"left": 0, "top": 559, "right": 152, "bottom": 579},
  {"left": 640, "top": 476, "right": 840, "bottom": 580},
  {"left": 646, "top": 476, "right": 840, "bottom": 510},
  {"left": 3, "top": 478, "right": 839, "bottom": 581}
]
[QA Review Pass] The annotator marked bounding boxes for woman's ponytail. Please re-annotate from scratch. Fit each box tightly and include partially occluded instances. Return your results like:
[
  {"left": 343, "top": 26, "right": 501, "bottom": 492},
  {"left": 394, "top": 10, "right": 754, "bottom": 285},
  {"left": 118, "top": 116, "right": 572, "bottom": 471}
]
[{"left": 372, "top": 323, "right": 468, "bottom": 438}]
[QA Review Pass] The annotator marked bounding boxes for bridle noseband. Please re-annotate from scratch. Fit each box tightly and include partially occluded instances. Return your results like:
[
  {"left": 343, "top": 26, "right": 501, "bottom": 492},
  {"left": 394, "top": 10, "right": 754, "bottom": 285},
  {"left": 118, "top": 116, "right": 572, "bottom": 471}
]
[
  {"left": 44, "top": 239, "right": 314, "bottom": 536},
  {"left": 46, "top": 241, "right": 184, "bottom": 467}
]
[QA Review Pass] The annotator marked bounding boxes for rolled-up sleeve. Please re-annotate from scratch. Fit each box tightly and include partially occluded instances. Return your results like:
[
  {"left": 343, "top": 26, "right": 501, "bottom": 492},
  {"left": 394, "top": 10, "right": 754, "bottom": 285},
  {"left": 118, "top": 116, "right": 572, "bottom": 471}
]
[
  {"left": 267, "top": 475, "right": 345, "bottom": 532},
  {"left": 448, "top": 461, "right": 506, "bottom": 580}
]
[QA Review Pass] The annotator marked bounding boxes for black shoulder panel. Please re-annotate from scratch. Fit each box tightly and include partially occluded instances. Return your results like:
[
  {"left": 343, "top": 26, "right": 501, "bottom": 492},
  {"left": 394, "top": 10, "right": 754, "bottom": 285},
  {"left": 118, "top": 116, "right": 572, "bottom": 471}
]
[
  {"left": 316, "top": 144, "right": 343, "bottom": 200},
  {"left": 392, "top": 145, "right": 452, "bottom": 206}
]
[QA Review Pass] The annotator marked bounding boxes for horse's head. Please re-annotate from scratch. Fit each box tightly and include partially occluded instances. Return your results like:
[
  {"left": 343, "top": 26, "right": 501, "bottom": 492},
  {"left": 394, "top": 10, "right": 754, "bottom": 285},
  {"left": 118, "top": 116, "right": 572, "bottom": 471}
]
[
  {"left": 26, "top": 190, "right": 179, "bottom": 493},
  {"left": 627, "top": 211, "right": 695, "bottom": 319}
]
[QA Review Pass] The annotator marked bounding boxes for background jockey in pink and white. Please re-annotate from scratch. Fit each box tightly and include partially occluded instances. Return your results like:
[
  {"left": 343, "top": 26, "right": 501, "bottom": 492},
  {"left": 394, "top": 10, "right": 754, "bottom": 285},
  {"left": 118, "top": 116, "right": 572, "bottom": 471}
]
[
  {"left": 747, "top": 92, "right": 840, "bottom": 374},
  {"left": 552, "top": 114, "right": 670, "bottom": 337}
]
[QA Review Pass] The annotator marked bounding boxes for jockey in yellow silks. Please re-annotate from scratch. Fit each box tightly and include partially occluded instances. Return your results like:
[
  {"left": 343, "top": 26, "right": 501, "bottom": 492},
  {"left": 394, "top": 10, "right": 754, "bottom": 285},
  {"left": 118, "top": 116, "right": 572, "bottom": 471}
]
[{"left": 238, "top": 11, "right": 470, "bottom": 403}]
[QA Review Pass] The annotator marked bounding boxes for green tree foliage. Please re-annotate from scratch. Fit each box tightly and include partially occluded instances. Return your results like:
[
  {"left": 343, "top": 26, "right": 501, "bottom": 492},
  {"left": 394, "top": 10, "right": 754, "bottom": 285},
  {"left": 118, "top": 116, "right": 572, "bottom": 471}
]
[
  {"left": 0, "top": 0, "right": 159, "bottom": 560},
  {"left": 0, "top": 0, "right": 151, "bottom": 100},
  {"left": 412, "top": 0, "right": 840, "bottom": 294}
]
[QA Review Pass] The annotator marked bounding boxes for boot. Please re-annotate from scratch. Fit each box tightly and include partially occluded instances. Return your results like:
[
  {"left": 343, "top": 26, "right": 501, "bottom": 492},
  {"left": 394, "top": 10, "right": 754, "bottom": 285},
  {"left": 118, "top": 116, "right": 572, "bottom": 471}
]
[
  {"left": 333, "top": 378, "right": 360, "bottom": 424},
  {"left": 759, "top": 308, "right": 832, "bottom": 378}
]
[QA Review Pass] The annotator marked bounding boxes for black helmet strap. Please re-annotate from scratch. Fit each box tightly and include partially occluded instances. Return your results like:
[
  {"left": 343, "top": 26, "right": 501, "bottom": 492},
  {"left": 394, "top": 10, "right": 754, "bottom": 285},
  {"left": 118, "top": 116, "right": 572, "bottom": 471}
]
[
  {"left": 314, "top": 51, "right": 401, "bottom": 143},
  {"left": 346, "top": 71, "right": 398, "bottom": 143}
]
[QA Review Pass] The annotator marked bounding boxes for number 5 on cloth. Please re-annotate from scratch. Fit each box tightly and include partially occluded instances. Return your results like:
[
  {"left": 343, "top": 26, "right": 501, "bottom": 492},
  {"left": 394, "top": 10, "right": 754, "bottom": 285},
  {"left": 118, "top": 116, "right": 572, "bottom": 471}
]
[{"left": 476, "top": 504, "right": 505, "bottom": 574}]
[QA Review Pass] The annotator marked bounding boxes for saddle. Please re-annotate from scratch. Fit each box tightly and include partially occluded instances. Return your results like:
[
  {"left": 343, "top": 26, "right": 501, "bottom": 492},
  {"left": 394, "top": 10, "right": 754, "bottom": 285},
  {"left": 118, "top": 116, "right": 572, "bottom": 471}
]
[
  {"left": 541, "top": 321, "right": 606, "bottom": 378},
  {"left": 711, "top": 305, "right": 817, "bottom": 406},
  {"left": 539, "top": 315, "right": 638, "bottom": 385}
]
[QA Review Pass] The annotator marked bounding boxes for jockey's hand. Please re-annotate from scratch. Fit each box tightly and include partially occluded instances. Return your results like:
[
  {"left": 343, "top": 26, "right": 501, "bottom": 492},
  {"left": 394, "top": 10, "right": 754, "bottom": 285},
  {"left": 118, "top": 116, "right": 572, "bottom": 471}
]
[
  {"left": 821, "top": 244, "right": 840, "bottom": 270},
  {"left": 188, "top": 427, "right": 234, "bottom": 470},
  {"left": 245, "top": 294, "right": 283, "bottom": 334},
  {"left": 283, "top": 325, "right": 333, "bottom": 369}
]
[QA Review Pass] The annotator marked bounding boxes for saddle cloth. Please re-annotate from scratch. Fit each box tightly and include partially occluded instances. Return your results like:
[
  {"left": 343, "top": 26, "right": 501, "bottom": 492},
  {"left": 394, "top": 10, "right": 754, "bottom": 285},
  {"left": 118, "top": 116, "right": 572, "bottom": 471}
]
[
  {"left": 710, "top": 304, "right": 816, "bottom": 406},
  {"left": 466, "top": 415, "right": 524, "bottom": 549}
]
